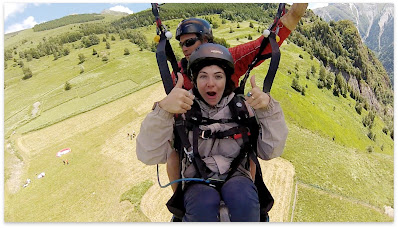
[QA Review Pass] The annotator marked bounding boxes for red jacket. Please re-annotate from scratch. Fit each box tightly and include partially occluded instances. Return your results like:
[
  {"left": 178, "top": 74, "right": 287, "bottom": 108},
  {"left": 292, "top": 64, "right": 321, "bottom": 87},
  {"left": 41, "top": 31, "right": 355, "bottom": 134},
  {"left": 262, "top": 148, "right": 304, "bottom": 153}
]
[{"left": 172, "top": 21, "right": 291, "bottom": 90}]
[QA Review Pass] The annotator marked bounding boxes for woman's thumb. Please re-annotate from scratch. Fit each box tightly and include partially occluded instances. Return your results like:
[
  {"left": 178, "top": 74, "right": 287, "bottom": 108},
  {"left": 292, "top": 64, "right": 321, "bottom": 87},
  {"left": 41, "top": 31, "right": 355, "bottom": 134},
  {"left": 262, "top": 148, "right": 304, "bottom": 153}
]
[
  {"left": 176, "top": 73, "right": 184, "bottom": 88},
  {"left": 250, "top": 75, "right": 257, "bottom": 88}
]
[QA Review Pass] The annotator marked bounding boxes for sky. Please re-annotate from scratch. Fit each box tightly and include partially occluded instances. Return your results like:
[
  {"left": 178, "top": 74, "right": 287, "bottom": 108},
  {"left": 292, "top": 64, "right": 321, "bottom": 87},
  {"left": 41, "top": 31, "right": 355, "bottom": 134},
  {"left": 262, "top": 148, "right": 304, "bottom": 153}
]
[
  {"left": 3, "top": 2, "right": 152, "bottom": 34},
  {"left": 2, "top": 1, "right": 329, "bottom": 34}
]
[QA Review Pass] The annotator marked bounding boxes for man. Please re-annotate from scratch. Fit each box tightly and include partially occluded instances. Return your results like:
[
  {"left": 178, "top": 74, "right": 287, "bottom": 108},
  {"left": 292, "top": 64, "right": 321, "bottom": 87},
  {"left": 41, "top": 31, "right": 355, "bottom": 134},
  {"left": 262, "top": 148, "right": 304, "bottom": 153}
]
[{"left": 166, "top": 3, "right": 308, "bottom": 192}]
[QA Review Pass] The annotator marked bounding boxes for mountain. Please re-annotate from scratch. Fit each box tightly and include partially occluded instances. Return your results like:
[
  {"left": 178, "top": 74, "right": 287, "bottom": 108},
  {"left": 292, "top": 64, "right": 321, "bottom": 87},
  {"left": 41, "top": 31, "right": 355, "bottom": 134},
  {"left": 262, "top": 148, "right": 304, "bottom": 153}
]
[
  {"left": 313, "top": 3, "right": 394, "bottom": 85},
  {"left": 101, "top": 9, "right": 129, "bottom": 16},
  {"left": 290, "top": 9, "right": 393, "bottom": 118}
]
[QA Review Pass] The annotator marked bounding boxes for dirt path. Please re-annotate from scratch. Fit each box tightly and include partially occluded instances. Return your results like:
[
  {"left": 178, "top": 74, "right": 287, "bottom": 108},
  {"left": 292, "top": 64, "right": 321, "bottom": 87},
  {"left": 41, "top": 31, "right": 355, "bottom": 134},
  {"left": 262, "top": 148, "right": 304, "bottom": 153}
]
[{"left": 140, "top": 157, "right": 295, "bottom": 222}]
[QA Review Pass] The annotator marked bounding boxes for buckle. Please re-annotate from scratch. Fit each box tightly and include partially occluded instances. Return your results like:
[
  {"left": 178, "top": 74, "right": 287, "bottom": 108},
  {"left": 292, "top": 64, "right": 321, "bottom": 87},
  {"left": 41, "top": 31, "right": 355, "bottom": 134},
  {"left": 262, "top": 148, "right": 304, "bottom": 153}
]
[
  {"left": 184, "top": 147, "right": 194, "bottom": 163},
  {"left": 200, "top": 130, "right": 211, "bottom": 139}
]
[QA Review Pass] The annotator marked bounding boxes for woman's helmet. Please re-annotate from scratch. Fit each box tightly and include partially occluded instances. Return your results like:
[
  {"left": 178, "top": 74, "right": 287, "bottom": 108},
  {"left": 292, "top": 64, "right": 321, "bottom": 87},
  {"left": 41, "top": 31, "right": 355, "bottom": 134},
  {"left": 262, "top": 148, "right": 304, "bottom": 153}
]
[
  {"left": 175, "top": 18, "right": 213, "bottom": 42},
  {"left": 188, "top": 43, "right": 234, "bottom": 79},
  {"left": 188, "top": 43, "right": 236, "bottom": 97}
]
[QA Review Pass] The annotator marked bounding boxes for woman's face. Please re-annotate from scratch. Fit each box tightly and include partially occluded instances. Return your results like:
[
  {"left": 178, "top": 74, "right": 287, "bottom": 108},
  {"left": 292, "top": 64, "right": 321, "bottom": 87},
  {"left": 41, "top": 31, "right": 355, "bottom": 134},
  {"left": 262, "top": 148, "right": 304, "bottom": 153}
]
[{"left": 196, "top": 65, "right": 226, "bottom": 106}]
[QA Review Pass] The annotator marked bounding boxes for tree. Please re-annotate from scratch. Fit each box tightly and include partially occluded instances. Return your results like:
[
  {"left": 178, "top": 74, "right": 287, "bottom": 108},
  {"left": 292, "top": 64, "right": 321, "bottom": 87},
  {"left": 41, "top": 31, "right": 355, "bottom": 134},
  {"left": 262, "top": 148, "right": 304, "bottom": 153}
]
[
  {"left": 22, "top": 67, "right": 33, "bottom": 80},
  {"left": 92, "top": 49, "right": 97, "bottom": 55},
  {"left": 291, "top": 78, "right": 301, "bottom": 92},
  {"left": 334, "top": 72, "right": 347, "bottom": 97},
  {"left": 212, "top": 21, "right": 219, "bottom": 29},
  {"left": 249, "top": 21, "right": 254, "bottom": 28},
  {"left": 311, "top": 65, "right": 316, "bottom": 75},
  {"left": 355, "top": 101, "right": 362, "bottom": 115},
  {"left": 124, "top": 48, "right": 130, "bottom": 55},
  {"left": 306, "top": 69, "right": 310, "bottom": 79},
  {"left": 106, "top": 41, "right": 111, "bottom": 49},
  {"left": 102, "top": 54, "right": 108, "bottom": 62},
  {"left": 326, "top": 72, "right": 335, "bottom": 90},
  {"left": 80, "top": 64, "right": 85, "bottom": 74},
  {"left": 78, "top": 53, "right": 86, "bottom": 64},
  {"left": 63, "top": 47, "right": 70, "bottom": 56},
  {"left": 64, "top": 81, "right": 72, "bottom": 91},
  {"left": 82, "top": 34, "right": 100, "bottom": 48},
  {"left": 317, "top": 64, "right": 326, "bottom": 88},
  {"left": 17, "top": 60, "right": 24, "bottom": 68},
  {"left": 214, "top": 37, "right": 230, "bottom": 48}
]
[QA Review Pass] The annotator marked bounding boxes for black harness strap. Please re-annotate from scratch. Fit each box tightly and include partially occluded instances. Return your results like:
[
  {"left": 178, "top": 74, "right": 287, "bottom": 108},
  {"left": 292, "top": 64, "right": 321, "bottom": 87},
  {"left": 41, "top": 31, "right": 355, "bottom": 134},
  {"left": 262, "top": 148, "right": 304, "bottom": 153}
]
[
  {"left": 263, "top": 33, "right": 281, "bottom": 93},
  {"left": 236, "top": 3, "right": 285, "bottom": 95},
  {"left": 152, "top": 3, "right": 179, "bottom": 94},
  {"left": 156, "top": 36, "right": 175, "bottom": 94},
  {"left": 192, "top": 126, "right": 211, "bottom": 179}
]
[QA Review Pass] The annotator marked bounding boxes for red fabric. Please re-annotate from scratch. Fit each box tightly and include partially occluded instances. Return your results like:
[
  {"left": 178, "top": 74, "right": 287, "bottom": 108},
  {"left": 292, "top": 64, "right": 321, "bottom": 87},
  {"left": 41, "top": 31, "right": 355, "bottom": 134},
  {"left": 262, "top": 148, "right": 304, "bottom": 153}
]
[{"left": 171, "top": 21, "right": 291, "bottom": 90}]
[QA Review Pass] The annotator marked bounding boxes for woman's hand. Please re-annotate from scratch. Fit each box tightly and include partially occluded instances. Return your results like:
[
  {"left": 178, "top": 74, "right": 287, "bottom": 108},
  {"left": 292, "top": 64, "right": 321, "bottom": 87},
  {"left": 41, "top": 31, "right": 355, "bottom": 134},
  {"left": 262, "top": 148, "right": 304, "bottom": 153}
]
[
  {"left": 245, "top": 75, "right": 270, "bottom": 110},
  {"left": 159, "top": 73, "right": 195, "bottom": 114}
]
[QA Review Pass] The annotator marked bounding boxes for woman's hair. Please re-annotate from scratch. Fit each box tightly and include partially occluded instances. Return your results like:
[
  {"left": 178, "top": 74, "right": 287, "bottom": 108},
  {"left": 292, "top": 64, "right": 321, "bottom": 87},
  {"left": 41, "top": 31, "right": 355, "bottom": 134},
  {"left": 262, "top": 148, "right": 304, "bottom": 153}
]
[{"left": 188, "top": 43, "right": 235, "bottom": 98}]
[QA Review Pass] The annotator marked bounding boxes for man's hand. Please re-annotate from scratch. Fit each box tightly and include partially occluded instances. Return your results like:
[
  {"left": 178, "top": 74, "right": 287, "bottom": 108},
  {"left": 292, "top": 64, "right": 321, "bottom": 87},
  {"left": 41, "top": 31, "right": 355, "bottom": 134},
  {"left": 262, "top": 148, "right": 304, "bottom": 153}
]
[{"left": 281, "top": 3, "right": 308, "bottom": 31}]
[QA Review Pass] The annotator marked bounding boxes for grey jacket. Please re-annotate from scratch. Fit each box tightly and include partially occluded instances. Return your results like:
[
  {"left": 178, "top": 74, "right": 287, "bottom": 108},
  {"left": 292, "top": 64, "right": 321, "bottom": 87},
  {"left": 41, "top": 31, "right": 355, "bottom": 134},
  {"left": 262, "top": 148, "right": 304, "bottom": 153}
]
[{"left": 136, "top": 92, "right": 288, "bottom": 180}]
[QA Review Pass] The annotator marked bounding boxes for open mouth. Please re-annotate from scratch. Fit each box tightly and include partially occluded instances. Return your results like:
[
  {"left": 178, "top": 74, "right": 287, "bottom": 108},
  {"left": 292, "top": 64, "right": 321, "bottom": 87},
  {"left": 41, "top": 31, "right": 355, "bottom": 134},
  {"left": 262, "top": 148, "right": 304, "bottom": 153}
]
[{"left": 207, "top": 91, "right": 216, "bottom": 97}]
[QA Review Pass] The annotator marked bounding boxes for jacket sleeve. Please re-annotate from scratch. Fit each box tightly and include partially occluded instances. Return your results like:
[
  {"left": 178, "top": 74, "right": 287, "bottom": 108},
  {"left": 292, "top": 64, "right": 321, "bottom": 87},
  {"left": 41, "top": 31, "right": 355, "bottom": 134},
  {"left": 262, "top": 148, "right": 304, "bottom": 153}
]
[
  {"left": 254, "top": 94, "right": 288, "bottom": 160},
  {"left": 136, "top": 104, "right": 175, "bottom": 165},
  {"left": 229, "top": 22, "right": 291, "bottom": 87}
]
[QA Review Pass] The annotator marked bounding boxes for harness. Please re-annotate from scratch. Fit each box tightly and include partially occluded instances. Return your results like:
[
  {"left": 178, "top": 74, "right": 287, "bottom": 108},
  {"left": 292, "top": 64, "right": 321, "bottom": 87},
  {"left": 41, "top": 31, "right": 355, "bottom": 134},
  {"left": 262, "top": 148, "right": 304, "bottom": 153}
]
[
  {"left": 166, "top": 95, "right": 274, "bottom": 221},
  {"left": 151, "top": 3, "right": 285, "bottom": 222}
]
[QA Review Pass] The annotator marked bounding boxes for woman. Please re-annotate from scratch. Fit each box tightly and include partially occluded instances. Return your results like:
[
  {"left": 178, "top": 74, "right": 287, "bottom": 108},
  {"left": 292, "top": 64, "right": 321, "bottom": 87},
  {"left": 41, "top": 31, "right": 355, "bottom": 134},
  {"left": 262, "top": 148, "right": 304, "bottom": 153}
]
[
  {"left": 167, "top": 3, "right": 307, "bottom": 192},
  {"left": 137, "top": 43, "right": 288, "bottom": 222}
]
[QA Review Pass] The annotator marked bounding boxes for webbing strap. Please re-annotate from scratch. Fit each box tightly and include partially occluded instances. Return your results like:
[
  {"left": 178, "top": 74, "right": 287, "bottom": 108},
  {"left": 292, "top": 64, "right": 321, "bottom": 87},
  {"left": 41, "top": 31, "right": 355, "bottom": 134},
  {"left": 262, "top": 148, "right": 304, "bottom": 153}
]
[
  {"left": 152, "top": 3, "right": 179, "bottom": 94},
  {"left": 193, "top": 126, "right": 210, "bottom": 179},
  {"left": 263, "top": 33, "right": 281, "bottom": 93},
  {"left": 236, "top": 3, "right": 285, "bottom": 95},
  {"left": 156, "top": 36, "right": 175, "bottom": 94}
]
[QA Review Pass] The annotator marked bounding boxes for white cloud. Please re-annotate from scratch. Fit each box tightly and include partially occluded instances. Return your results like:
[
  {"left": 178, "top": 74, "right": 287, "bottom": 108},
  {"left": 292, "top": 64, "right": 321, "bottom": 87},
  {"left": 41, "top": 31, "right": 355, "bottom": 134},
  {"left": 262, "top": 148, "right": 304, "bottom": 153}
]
[
  {"left": 109, "top": 5, "right": 134, "bottom": 14},
  {"left": 308, "top": 3, "right": 329, "bottom": 10},
  {"left": 5, "top": 16, "right": 38, "bottom": 34},
  {"left": 4, "top": 3, "right": 28, "bottom": 21}
]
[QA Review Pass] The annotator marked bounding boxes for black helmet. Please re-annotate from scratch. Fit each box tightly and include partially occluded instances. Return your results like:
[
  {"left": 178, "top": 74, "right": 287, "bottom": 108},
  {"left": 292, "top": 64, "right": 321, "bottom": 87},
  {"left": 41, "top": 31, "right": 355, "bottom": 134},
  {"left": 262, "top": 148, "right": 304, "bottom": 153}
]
[
  {"left": 188, "top": 43, "right": 236, "bottom": 98},
  {"left": 175, "top": 18, "right": 213, "bottom": 42},
  {"left": 188, "top": 43, "right": 234, "bottom": 80}
]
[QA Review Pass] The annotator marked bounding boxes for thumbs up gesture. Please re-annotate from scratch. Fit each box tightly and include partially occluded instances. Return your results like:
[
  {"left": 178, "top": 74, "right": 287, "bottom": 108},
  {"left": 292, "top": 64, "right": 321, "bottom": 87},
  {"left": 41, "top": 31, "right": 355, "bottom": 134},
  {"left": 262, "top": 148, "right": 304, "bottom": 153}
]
[
  {"left": 245, "top": 75, "right": 270, "bottom": 110},
  {"left": 158, "top": 73, "right": 195, "bottom": 114}
]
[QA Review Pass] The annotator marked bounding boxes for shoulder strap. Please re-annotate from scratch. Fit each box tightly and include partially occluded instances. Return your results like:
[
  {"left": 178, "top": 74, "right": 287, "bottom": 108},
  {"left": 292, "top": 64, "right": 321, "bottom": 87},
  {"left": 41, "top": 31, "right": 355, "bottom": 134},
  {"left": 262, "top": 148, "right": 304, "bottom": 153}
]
[
  {"left": 235, "top": 3, "right": 285, "bottom": 95},
  {"left": 226, "top": 96, "right": 274, "bottom": 218},
  {"left": 152, "top": 3, "right": 180, "bottom": 95}
]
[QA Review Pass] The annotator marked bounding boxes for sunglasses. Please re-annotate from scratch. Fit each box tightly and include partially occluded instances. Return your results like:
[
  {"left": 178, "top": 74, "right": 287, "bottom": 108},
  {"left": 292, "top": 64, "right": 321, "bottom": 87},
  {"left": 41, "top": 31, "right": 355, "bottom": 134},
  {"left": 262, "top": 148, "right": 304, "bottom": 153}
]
[{"left": 179, "top": 37, "right": 200, "bottom": 48}]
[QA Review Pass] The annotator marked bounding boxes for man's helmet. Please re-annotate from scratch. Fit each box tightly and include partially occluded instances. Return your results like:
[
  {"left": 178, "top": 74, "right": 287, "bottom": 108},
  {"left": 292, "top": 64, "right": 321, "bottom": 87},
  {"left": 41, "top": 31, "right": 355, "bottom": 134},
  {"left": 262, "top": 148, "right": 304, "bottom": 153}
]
[
  {"left": 188, "top": 43, "right": 234, "bottom": 80},
  {"left": 176, "top": 18, "right": 213, "bottom": 42}
]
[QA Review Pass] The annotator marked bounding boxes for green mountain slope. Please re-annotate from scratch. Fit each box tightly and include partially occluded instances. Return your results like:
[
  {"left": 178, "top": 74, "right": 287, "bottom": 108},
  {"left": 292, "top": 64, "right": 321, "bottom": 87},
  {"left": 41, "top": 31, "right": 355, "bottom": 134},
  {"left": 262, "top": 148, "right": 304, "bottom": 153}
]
[
  {"left": 3, "top": 4, "right": 394, "bottom": 222},
  {"left": 313, "top": 3, "right": 394, "bottom": 86}
]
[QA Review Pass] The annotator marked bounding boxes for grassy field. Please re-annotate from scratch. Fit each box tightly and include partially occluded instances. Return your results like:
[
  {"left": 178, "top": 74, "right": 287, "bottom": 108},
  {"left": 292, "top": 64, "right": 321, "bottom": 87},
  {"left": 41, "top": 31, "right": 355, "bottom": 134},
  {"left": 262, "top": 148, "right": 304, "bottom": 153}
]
[{"left": 3, "top": 14, "right": 394, "bottom": 222}]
